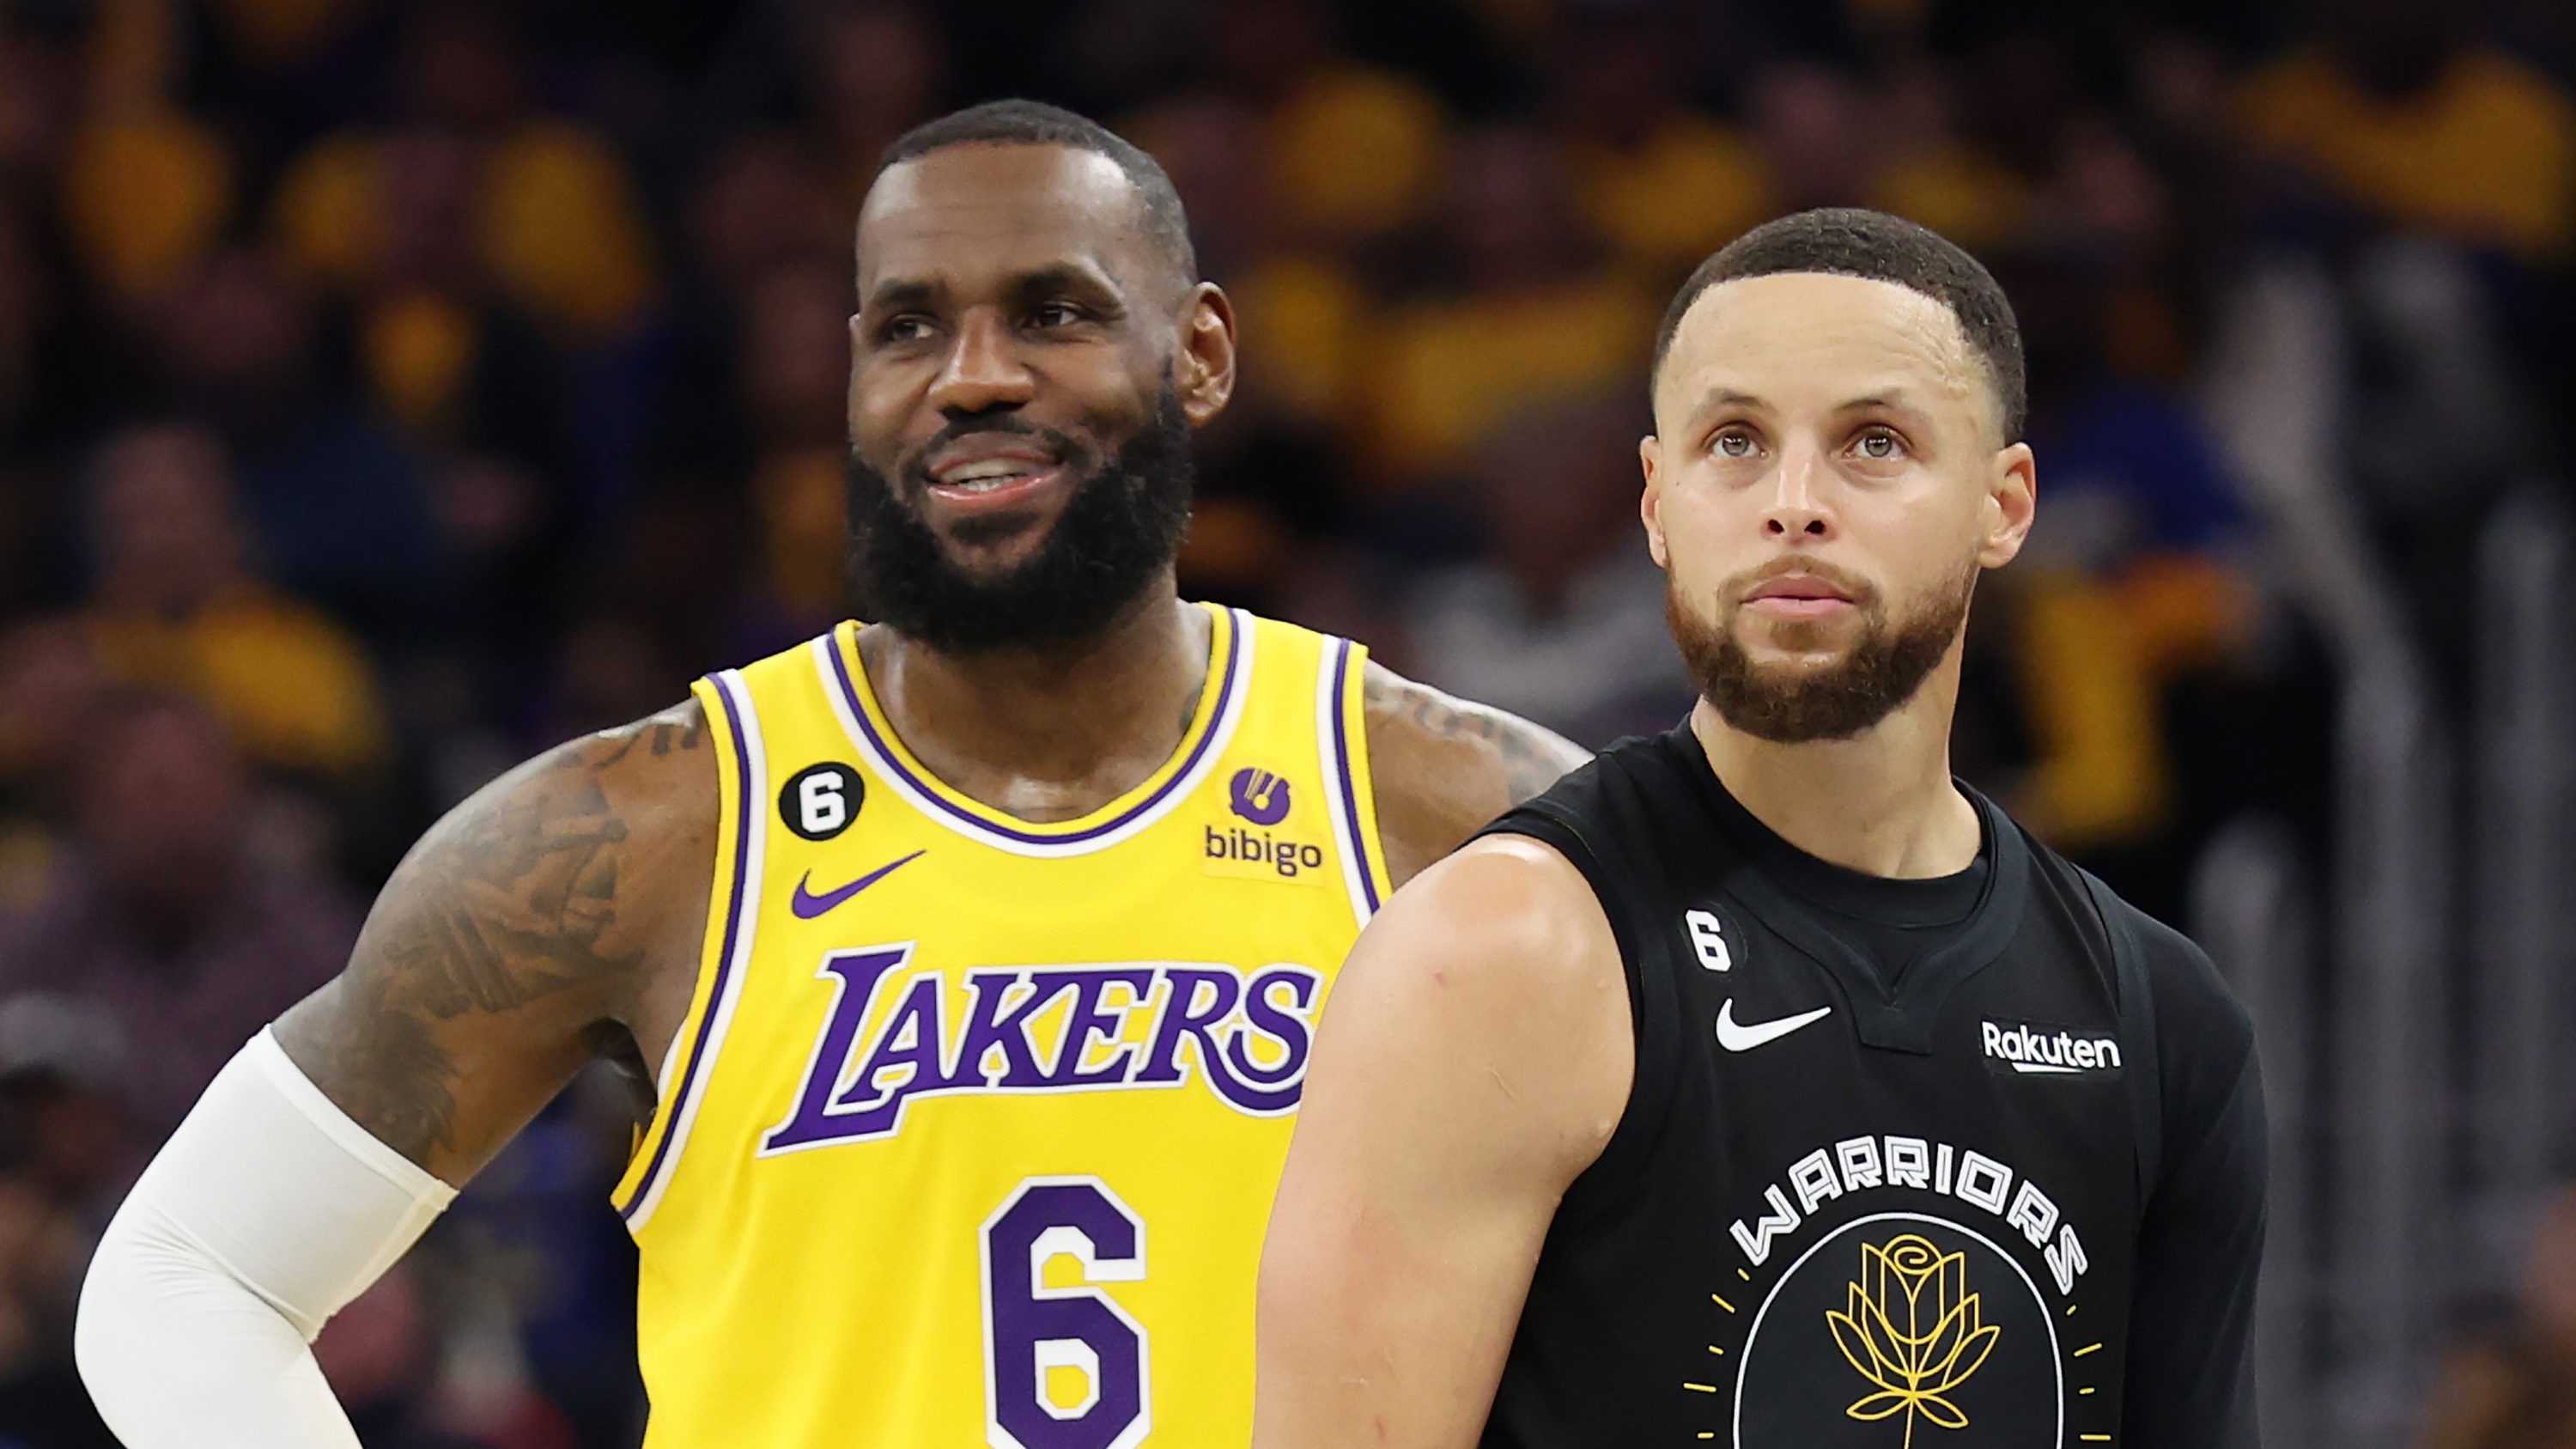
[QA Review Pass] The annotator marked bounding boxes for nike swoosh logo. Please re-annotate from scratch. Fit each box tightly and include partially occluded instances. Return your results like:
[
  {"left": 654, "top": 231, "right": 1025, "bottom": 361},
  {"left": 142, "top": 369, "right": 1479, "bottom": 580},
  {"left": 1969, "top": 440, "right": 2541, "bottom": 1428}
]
[
  {"left": 789, "top": 851, "right": 925, "bottom": 920},
  {"left": 1715, "top": 998, "right": 1833, "bottom": 1052}
]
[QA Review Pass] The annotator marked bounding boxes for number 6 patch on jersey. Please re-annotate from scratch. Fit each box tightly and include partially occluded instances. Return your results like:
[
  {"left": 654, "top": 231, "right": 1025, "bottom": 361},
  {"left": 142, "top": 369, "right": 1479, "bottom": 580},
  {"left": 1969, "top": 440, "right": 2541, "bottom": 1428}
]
[
  {"left": 981, "top": 1178, "right": 1151, "bottom": 1449},
  {"left": 780, "top": 763, "right": 863, "bottom": 841}
]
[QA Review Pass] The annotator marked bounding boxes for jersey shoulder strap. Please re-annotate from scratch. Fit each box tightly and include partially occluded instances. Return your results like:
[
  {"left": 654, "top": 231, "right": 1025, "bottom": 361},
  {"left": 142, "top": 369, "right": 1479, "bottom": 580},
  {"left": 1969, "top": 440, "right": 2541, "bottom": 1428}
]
[{"left": 2075, "top": 864, "right": 2166, "bottom": 1216}]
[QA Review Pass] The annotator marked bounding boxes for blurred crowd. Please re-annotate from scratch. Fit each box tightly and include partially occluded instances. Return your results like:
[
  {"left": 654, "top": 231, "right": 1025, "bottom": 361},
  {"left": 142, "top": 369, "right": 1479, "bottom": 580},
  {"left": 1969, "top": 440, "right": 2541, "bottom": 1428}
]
[{"left": 0, "top": 0, "right": 2567, "bottom": 1443}]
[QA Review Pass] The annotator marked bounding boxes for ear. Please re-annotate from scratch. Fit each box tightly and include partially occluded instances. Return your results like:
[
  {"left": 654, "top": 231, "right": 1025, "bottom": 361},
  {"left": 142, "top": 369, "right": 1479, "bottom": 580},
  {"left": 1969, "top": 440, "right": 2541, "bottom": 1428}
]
[
  {"left": 1978, "top": 441, "right": 2037, "bottom": 569},
  {"left": 1176, "top": 283, "right": 1237, "bottom": 426},
  {"left": 1639, "top": 433, "right": 1670, "bottom": 569}
]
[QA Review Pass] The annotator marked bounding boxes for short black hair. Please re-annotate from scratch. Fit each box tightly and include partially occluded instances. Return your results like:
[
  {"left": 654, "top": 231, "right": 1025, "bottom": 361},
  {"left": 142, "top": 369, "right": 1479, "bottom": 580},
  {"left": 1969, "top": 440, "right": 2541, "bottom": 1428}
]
[
  {"left": 1650, "top": 208, "right": 2026, "bottom": 442},
  {"left": 873, "top": 100, "right": 1198, "bottom": 289}
]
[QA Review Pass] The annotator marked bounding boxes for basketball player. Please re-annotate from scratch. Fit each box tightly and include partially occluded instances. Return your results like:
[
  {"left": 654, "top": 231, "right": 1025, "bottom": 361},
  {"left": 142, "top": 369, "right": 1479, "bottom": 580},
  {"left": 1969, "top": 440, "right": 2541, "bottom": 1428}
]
[
  {"left": 76, "top": 101, "right": 1585, "bottom": 1447},
  {"left": 1255, "top": 210, "right": 2265, "bottom": 1449}
]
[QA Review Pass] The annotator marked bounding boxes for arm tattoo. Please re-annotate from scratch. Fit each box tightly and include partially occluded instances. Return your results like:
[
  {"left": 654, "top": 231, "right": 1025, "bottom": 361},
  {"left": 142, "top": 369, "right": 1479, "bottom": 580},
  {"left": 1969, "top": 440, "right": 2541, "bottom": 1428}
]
[
  {"left": 592, "top": 710, "right": 706, "bottom": 766},
  {"left": 1377, "top": 677, "right": 1586, "bottom": 807},
  {"left": 286, "top": 709, "right": 687, "bottom": 1166}
]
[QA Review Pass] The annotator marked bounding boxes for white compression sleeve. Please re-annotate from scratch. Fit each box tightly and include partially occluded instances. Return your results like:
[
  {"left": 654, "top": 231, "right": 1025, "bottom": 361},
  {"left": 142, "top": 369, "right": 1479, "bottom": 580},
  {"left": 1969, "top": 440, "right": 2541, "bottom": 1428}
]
[{"left": 76, "top": 1028, "right": 458, "bottom": 1447}]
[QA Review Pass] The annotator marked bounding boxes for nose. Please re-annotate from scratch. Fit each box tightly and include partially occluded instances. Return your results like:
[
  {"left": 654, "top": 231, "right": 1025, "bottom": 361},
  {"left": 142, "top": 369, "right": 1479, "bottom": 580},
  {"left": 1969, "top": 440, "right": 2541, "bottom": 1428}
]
[
  {"left": 1761, "top": 438, "right": 1833, "bottom": 541},
  {"left": 926, "top": 309, "right": 1036, "bottom": 416}
]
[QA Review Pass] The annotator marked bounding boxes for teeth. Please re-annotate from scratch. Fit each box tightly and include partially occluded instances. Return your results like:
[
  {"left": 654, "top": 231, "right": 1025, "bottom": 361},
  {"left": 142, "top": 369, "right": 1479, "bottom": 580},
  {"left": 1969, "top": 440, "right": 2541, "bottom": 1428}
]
[{"left": 941, "top": 460, "right": 1042, "bottom": 486}]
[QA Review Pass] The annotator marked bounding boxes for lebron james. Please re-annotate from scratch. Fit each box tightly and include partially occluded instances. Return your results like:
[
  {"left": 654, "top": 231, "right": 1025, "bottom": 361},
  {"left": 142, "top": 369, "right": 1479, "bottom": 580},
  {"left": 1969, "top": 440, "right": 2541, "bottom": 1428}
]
[{"left": 77, "top": 101, "right": 1584, "bottom": 1448}]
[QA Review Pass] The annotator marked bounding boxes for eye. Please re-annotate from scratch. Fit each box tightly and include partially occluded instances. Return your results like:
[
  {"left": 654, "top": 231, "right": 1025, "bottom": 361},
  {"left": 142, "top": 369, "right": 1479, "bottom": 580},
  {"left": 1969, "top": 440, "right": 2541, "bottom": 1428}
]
[
  {"left": 875, "top": 315, "right": 934, "bottom": 345},
  {"left": 1711, "top": 429, "right": 1759, "bottom": 460},
  {"left": 1030, "top": 301, "right": 1088, "bottom": 329},
  {"left": 1854, "top": 429, "right": 1905, "bottom": 460}
]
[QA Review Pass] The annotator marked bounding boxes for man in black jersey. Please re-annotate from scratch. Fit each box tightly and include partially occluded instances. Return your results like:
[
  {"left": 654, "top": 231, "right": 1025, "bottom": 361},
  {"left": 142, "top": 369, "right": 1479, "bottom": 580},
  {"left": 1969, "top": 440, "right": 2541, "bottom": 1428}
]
[{"left": 1254, "top": 208, "right": 2265, "bottom": 1449}]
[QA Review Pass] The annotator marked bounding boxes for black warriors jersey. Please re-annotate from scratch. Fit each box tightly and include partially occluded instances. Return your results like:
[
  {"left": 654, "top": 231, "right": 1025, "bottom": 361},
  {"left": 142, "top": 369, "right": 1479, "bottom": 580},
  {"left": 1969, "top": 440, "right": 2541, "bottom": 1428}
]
[{"left": 1473, "top": 725, "right": 2264, "bottom": 1449}]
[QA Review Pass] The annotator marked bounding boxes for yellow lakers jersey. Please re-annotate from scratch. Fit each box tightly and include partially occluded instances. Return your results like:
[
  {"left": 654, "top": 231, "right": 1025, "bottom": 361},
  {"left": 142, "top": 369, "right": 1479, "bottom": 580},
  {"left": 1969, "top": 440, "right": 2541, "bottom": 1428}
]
[{"left": 611, "top": 603, "right": 1392, "bottom": 1447}]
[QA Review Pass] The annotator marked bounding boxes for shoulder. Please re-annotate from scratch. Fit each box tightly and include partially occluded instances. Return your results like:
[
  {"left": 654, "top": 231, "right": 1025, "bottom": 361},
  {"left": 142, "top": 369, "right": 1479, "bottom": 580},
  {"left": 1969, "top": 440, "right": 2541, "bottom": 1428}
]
[
  {"left": 470, "top": 698, "right": 720, "bottom": 863},
  {"left": 1359, "top": 661, "right": 1590, "bottom": 887},
  {"left": 2090, "top": 882, "right": 2253, "bottom": 1052},
  {"left": 1375, "top": 834, "right": 1619, "bottom": 979},
  {"left": 2078, "top": 874, "right": 2260, "bottom": 1127},
  {"left": 1323, "top": 834, "right": 1630, "bottom": 1157},
  {"left": 363, "top": 697, "right": 722, "bottom": 1018}
]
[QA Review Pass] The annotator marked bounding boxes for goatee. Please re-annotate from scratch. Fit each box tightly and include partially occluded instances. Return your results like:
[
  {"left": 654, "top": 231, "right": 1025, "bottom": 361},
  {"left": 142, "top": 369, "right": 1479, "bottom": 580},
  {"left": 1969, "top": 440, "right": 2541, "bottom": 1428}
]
[
  {"left": 845, "top": 386, "right": 1194, "bottom": 654},
  {"left": 1669, "top": 557, "right": 1974, "bottom": 743}
]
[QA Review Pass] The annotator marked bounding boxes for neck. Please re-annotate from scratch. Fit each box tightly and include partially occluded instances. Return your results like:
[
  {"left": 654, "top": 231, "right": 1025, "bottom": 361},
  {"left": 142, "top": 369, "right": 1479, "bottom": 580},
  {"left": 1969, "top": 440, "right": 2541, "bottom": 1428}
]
[
  {"left": 858, "top": 578, "right": 1208, "bottom": 821},
  {"left": 1688, "top": 660, "right": 1981, "bottom": 880}
]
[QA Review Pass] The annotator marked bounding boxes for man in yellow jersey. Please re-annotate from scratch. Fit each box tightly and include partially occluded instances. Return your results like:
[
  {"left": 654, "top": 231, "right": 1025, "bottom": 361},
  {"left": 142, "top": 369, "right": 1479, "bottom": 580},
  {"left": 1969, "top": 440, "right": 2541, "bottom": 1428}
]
[{"left": 76, "top": 100, "right": 1587, "bottom": 1449}]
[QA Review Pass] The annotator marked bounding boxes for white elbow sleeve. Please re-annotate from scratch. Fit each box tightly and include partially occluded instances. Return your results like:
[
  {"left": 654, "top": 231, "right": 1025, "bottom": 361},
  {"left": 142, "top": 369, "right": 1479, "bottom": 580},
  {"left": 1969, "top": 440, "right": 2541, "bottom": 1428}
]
[{"left": 76, "top": 1028, "right": 459, "bottom": 1446}]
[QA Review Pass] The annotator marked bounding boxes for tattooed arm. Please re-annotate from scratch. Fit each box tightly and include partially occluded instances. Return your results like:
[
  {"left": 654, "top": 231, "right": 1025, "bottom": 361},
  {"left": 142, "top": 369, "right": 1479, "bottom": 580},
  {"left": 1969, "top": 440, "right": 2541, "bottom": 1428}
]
[
  {"left": 1363, "top": 663, "right": 1590, "bottom": 887},
  {"left": 76, "top": 703, "right": 717, "bottom": 1446},
  {"left": 275, "top": 699, "right": 718, "bottom": 1182}
]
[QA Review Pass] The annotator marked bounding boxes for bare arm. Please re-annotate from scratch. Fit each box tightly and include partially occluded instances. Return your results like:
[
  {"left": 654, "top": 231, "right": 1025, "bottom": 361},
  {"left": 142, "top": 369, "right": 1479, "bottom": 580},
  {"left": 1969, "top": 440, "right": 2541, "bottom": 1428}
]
[
  {"left": 273, "top": 700, "right": 717, "bottom": 1184},
  {"left": 1254, "top": 835, "right": 1631, "bottom": 1449},
  {"left": 1363, "top": 663, "right": 1590, "bottom": 886}
]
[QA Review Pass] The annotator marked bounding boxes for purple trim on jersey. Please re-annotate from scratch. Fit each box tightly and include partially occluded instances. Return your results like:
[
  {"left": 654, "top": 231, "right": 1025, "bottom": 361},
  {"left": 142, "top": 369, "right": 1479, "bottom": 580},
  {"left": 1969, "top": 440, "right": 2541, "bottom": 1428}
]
[
  {"left": 827, "top": 611, "right": 1244, "bottom": 846},
  {"left": 617, "top": 673, "right": 756, "bottom": 1221},
  {"left": 1328, "top": 638, "right": 1381, "bottom": 914}
]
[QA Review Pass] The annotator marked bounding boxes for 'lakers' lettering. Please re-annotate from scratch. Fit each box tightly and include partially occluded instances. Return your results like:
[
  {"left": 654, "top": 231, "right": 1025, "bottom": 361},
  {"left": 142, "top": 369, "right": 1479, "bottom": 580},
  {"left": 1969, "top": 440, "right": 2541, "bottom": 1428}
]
[{"left": 763, "top": 950, "right": 1323, "bottom": 1153}]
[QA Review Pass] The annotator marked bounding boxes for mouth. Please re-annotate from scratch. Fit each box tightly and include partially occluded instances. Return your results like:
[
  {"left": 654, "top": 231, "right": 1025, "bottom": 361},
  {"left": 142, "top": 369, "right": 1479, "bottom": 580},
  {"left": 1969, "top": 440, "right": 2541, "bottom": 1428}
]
[
  {"left": 921, "top": 436, "right": 1070, "bottom": 517},
  {"left": 1741, "top": 572, "right": 1859, "bottom": 619}
]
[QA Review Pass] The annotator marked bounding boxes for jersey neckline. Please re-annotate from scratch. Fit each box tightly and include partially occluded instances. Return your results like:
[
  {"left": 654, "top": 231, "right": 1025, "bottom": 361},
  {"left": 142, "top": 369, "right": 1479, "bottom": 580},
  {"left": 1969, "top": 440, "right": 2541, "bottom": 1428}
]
[
  {"left": 817, "top": 601, "right": 1251, "bottom": 854},
  {"left": 1662, "top": 723, "right": 2033, "bottom": 1053}
]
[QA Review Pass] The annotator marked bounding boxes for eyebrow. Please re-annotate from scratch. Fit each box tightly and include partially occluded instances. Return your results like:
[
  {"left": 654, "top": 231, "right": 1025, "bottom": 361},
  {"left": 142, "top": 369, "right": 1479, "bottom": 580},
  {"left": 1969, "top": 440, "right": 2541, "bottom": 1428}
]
[
  {"left": 859, "top": 263, "right": 1126, "bottom": 318},
  {"left": 860, "top": 277, "right": 942, "bottom": 315},
  {"left": 1834, "top": 392, "right": 1928, "bottom": 416},
  {"left": 1685, "top": 387, "right": 1935, "bottom": 425}
]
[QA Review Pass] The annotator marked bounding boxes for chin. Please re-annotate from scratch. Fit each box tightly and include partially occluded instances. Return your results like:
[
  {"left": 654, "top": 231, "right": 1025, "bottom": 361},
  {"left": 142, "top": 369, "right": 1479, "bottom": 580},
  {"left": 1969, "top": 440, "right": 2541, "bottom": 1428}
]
[{"left": 1735, "top": 620, "right": 1857, "bottom": 666}]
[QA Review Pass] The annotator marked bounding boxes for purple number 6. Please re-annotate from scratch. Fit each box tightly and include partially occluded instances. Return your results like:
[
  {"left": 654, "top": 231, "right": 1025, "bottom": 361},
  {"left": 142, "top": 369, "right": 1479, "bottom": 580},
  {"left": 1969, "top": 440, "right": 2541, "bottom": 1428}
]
[{"left": 981, "top": 1178, "right": 1150, "bottom": 1449}]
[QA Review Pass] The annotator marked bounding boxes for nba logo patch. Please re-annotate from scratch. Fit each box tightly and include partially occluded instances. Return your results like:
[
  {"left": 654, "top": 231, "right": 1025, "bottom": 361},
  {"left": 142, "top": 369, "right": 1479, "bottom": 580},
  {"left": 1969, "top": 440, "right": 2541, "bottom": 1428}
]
[{"left": 1205, "top": 766, "right": 1326, "bottom": 885}]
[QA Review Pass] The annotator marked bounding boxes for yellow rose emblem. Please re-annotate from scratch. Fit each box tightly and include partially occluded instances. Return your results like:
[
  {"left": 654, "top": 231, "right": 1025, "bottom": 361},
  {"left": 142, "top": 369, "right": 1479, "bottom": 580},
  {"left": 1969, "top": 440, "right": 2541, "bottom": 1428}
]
[{"left": 1825, "top": 1233, "right": 2002, "bottom": 1446}]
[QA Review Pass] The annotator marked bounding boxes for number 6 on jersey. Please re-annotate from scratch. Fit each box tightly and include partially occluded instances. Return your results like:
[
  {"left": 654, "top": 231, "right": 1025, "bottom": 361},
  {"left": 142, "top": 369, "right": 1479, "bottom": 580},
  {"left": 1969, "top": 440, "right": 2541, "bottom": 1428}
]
[{"left": 981, "top": 1178, "right": 1151, "bottom": 1449}]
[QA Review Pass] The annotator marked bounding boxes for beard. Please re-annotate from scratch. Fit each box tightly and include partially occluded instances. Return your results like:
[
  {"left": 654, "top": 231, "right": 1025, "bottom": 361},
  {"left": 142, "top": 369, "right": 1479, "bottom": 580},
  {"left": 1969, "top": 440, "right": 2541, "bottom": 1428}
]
[
  {"left": 844, "top": 385, "right": 1194, "bottom": 655},
  {"left": 1669, "top": 555, "right": 1976, "bottom": 744}
]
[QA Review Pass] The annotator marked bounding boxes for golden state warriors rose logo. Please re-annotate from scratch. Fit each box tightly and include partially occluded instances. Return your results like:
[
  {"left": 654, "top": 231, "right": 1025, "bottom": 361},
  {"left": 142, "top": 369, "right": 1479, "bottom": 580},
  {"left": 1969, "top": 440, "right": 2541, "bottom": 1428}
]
[
  {"left": 1826, "top": 1235, "right": 1998, "bottom": 1446},
  {"left": 1711, "top": 1209, "right": 2088, "bottom": 1446}
]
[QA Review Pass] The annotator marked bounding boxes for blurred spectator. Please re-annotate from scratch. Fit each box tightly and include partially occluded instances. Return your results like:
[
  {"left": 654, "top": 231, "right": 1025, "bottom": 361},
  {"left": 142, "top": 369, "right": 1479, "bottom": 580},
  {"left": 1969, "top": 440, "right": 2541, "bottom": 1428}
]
[
  {"left": 0, "top": 690, "right": 357, "bottom": 1141},
  {"left": 1207, "top": 0, "right": 1449, "bottom": 258},
  {"left": 0, "top": 995, "right": 127, "bottom": 1449},
  {"left": 2424, "top": 1188, "right": 2576, "bottom": 1449},
  {"left": 737, "top": 259, "right": 856, "bottom": 636},
  {"left": 0, "top": 207, "right": 87, "bottom": 505},
  {"left": 793, "top": 0, "right": 951, "bottom": 216},
  {"left": 1368, "top": 125, "right": 1657, "bottom": 486},
  {"left": 78, "top": 423, "right": 392, "bottom": 782},
  {"left": 313, "top": 1263, "right": 521, "bottom": 1449},
  {"left": 1873, "top": 58, "right": 2032, "bottom": 251},
  {"left": 1978, "top": 240, "right": 2256, "bottom": 859},
  {"left": 0, "top": 623, "right": 106, "bottom": 910},
  {"left": 148, "top": 248, "right": 447, "bottom": 632},
  {"left": 1744, "top": 64, "right": 1879, "bottom": 216},
  {"left": 1544, "top": 5, "right": 1771, "bottom": 287},
  {"left": 2242, "top": 0, "right": 2576, "bottom": 264},
  {"left": 273, "top": 3, "right": 658, "bottom": 345},
  {"left": 56, "top": 0, "right": 234, "bottom": 306},
  {"left": 1401, "top": 393, "right": 1691, "bottom": 744}
]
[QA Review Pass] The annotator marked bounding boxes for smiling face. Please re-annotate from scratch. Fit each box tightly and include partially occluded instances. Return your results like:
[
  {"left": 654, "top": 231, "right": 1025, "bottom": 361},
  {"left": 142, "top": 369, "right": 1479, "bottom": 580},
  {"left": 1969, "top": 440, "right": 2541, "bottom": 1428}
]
[
  {"left": 1641, "top": 271, "right": 2035, "bottom": 742},
  {"left": 845, "top": 142, "right": 1236, "bottom": 652}
]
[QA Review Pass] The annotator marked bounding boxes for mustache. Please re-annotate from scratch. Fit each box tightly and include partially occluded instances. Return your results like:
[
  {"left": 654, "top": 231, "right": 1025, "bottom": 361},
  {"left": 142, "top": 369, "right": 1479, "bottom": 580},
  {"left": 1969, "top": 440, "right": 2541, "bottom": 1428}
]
[{"left": 1720, "top": 556, "right": 1881, "bottom": 609}]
